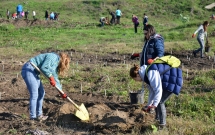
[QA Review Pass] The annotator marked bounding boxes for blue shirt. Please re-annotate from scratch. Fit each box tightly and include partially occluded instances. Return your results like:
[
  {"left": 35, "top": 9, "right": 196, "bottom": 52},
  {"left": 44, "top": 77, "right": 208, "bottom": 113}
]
[
  {"left": 30, "top": 53, "right": 62, "bottom": 90},
  {"left": 116, "top": 9, "right": 121, "bottom": 16}
]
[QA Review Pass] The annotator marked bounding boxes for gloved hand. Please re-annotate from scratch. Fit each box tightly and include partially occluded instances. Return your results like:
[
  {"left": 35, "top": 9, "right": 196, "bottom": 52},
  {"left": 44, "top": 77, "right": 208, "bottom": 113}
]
[
  {"left": 192, "top": 34, "right": 195, "bottom": 38},
  {"left": 130, "top": 53, "right": 140, "bottom": 59},
  {"left": 59, "top": 92, "right": 67, "bottom": 99},
  {"left": 147, "top": 59, "right": 154, "bottom": 64},
  {"left": 49, "top": 76, "right": 56, "bottom": 87},
  {"left": 143, "top": 105, "right": 156, "bottom": 113}
]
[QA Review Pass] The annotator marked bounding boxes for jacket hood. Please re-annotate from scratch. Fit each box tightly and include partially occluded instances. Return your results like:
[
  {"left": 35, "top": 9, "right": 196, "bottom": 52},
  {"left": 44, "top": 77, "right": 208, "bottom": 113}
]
[{"left": 148, "top": 34, "right": 164, "bottom": 42}]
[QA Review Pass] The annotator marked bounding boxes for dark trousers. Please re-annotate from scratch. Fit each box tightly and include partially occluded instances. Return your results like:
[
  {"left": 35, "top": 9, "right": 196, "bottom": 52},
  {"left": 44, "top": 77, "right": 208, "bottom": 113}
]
[
  {"left": 134, "top": 23, "right": 139, "bottom": 33},
  {"left": 116, "top": 16, "right": 120, "bottom": 24},
  {"left": 110, "top": 17, "right": 115, "bottom": 24}
]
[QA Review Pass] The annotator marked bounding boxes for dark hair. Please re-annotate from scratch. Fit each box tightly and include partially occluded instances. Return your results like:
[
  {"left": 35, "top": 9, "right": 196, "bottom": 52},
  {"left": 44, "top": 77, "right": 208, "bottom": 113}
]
[
  {"left": 144, "top": 24, "right": 156, "bottom": 41},
  {"left": 130, "top": 64, "right": 140, "bottom": 78},
  {"left": 203, "top": 21, "right": 209, "bottom": 32}
]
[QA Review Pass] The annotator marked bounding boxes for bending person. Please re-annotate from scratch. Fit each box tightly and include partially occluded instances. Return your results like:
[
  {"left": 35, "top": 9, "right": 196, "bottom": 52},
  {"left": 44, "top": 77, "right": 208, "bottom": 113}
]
[
  {"left": 21, "top": 52, "right": 70, "bottom": 121},
  {"left": 130, "top": 64, "right": 183, "bottom": 128}
]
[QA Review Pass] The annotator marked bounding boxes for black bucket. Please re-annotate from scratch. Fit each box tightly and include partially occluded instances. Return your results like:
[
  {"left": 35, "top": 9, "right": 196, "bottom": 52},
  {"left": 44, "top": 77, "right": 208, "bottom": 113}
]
[
  {"left": 129, "top": 90, "right": 144, "bottom": 104},
  {"left": 205, "top": 46, "right": 211, "bottom": 53}
]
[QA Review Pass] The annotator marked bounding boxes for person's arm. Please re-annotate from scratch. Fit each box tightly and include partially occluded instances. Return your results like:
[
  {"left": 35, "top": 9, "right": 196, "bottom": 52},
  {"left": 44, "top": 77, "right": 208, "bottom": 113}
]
[
  {"left": 146, "top": 85, "right": 154, "bottom": 106},
  {"left": 147, "top": 70, "right": 163, "bottom": 107},
  {"left": 154, "top": 38, "right": 164, "bottom": 58},
  {"left": 40, "top": 54, "right": 62, "bottom": 90},
  {"left": 194, "top": 25, "right": 202, "bottom": 35}
]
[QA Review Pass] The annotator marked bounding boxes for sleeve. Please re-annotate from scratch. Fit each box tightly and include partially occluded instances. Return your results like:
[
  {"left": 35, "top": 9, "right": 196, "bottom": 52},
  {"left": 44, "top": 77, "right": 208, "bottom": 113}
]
[
  {"left": 147, "top": 70, "right": 163, "bottom": 107},
  {"left": 194, "top": 25, "right": 202, "bottom": 35},
  {"left": 147, "top": 85, "right": 154, "bottom": 106},
  {"left": 40, "top": 54, "right": 62, "bottom": 90},
  {"left": 52, "top": 70, "right": 62, "bottom": 90},
  {"left": 155, "top": 38, "right": 164, "bottom": 57},
  {"left": 40, "top": 55, "right": 57, "bottom": 78}
]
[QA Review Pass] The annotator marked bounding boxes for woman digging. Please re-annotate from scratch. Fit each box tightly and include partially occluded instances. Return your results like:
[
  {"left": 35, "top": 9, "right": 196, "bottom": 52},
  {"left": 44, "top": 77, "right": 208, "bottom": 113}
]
[{"left": 21, "top": 52, "right": 70, "bottom": 121}]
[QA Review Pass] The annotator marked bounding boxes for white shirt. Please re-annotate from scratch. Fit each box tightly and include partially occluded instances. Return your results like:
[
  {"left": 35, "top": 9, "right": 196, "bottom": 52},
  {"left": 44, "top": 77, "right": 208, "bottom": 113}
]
[{"left": 33, "top": 11, "right": 36, "bottom": 16}]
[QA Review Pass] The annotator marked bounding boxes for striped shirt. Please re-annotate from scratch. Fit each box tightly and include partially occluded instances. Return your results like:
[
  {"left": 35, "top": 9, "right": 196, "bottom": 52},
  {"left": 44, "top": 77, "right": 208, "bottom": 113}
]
[{"left": 30, "top": 53, "right": 62, "bottom": 90}]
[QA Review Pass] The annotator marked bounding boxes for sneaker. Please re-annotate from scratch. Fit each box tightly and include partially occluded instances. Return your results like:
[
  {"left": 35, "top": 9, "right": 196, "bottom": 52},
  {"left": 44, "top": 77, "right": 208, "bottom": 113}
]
[
  {"left": 158, "top": 124, "right": 166, "bottom": 130},
  {"left": 37, "top": 115, "right": 48, "bottom": 121},
  {"left": 193, "top": 51, "right": 196, "bottom": 57}
]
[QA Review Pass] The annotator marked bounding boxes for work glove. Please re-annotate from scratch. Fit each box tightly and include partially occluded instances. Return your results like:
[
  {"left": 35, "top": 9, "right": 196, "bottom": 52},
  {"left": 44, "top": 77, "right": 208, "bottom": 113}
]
[
  {"left": 130, "top": 53, "right": 140, "bottom": 59},
  {"left": 49, "top": 76, "right": 56, "bottom": 87},
  {"left": 143, "top": 105, "right": 156, "bottom": 113},
  {"left": 147, "top": 59, "right": 154, "bottom": 64},
  {"left": 59, "top": 92, "right": 67, "bottom": 99},
  {"left": 192, "top": 34, "right": 195, "bottom": 38}
]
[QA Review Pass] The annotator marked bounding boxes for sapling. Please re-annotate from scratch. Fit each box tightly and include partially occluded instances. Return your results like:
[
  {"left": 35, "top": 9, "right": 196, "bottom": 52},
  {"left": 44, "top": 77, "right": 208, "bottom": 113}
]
[
  {"left": 2, "top": 64, "right": 4, "bottom": 72},
  {"left": 81, "top": 83, "right": 82, "bottom": 93},
  {"left": 214, "top": 56, "right": 215, "bottom": 63},
  {"left": 186, "top": 69, "right": 188, "bottom": 79}
]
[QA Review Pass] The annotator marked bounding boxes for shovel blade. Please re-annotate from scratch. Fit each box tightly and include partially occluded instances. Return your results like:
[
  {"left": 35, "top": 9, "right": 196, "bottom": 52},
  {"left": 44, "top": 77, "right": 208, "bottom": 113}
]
[{"left": 75, "top": 103, "right": 89, "bottom": 121}]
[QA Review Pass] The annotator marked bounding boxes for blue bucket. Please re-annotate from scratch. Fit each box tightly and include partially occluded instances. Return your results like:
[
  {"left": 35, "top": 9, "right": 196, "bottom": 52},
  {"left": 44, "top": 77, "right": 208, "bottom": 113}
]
[{"left": 129, "top": 90, "right": 144, "bottom": 104}]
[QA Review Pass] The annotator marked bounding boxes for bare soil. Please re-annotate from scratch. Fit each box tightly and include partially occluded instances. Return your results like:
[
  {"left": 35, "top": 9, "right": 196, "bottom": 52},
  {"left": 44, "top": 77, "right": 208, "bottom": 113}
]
[{"left": 0, "top": 19, "right": 215, "bottom": 135}]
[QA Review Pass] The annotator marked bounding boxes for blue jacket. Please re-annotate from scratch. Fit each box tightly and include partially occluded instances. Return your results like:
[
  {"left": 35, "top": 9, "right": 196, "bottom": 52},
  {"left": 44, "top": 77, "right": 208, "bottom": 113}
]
[
  {"left": 140, "top": 34, "right": 164, "bottom": 66},
  {"left": 144, "top": 63, "right": 183, "bottom": 95},
  {"left": 17, "top": 5, "right": 23, "bottom": 12},
  {"left": 30, "top": 53, "right": 62, "bottom": 90}
]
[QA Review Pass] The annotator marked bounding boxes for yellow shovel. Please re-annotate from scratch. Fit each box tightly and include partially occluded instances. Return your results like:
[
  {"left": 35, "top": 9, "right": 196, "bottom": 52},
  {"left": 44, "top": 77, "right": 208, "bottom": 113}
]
[{"left": 30, "top": 62, "right": 89, "bottom": 121}]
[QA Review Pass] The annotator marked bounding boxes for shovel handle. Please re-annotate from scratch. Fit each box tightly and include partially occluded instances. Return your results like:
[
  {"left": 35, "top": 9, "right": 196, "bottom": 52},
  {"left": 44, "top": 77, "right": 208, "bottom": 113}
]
[{"left": 30, "top": 62, "right": 80, "bottom": 110}]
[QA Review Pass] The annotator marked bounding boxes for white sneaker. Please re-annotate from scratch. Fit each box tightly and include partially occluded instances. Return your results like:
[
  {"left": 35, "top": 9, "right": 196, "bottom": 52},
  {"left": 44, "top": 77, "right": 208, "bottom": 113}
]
[{"left": 37, "top": 115, "right": 48, "bottom": 121}]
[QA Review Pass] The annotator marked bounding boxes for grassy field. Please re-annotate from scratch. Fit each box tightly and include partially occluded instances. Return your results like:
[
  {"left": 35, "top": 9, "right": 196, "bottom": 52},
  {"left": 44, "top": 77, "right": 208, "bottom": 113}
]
[{"left": 0, "top": 0, "right": 215, "bottom": 134}]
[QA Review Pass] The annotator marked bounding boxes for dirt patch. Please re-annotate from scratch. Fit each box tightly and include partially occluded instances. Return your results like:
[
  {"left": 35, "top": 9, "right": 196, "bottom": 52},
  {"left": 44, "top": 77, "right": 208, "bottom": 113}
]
[{"left": 0, "top": 47, "right": 214, "bottom": 134}]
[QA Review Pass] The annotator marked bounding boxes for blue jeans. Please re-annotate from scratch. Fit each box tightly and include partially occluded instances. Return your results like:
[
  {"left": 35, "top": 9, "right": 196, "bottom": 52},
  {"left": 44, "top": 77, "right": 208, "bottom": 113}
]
[
  {"left": 155, "top": 90, "right": 173, "bottom": 125},
  {"left": 21, "top": 62, "right": 45, "bottom": 119},
  {"left": 194, "top": 38, "right": 204, "bottom": 57}
]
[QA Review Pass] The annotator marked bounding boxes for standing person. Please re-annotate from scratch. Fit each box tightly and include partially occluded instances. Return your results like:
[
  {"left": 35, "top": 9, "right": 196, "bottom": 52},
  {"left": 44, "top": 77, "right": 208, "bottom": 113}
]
[
  {"left": 143, "top": 13, "right": 148, "bottom": 30},
  {"left": 131, "top": 24, "right": 164, "bottom": 66},
  {"left": 25, "top": 10, "right": 29, "bottom": 19},
  {"left": 6, "top": 9, "right": 10, "bottom": 19},
  {"left": 130, "top": 64, "right": 183, "bottom": 128},
  {"left": 32, "top": 10, "right": 36, "bottom": 20},
  {"left": 132, "top": 15, "right": 139, "bottom": 33},
  {"left": 130, "top": 24, "right": 165, "bottom": 106},
  {"left": 192, "top": 21, "right": 209, "bottom": 58},
  {"left": 109, "top": 11, "right": 115, "bottom": 25},
  {"left": 16, "top": 4, "right": 23, "bottom": 19},
  {"left": 115, "top": 8, "right": 122, "bottom": 24},
  {"left": 45, "top": 10, "right": 49, "bottom": 20},
  {"left": 21, "top": 52, "right": 70, "bottom": 121}
]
